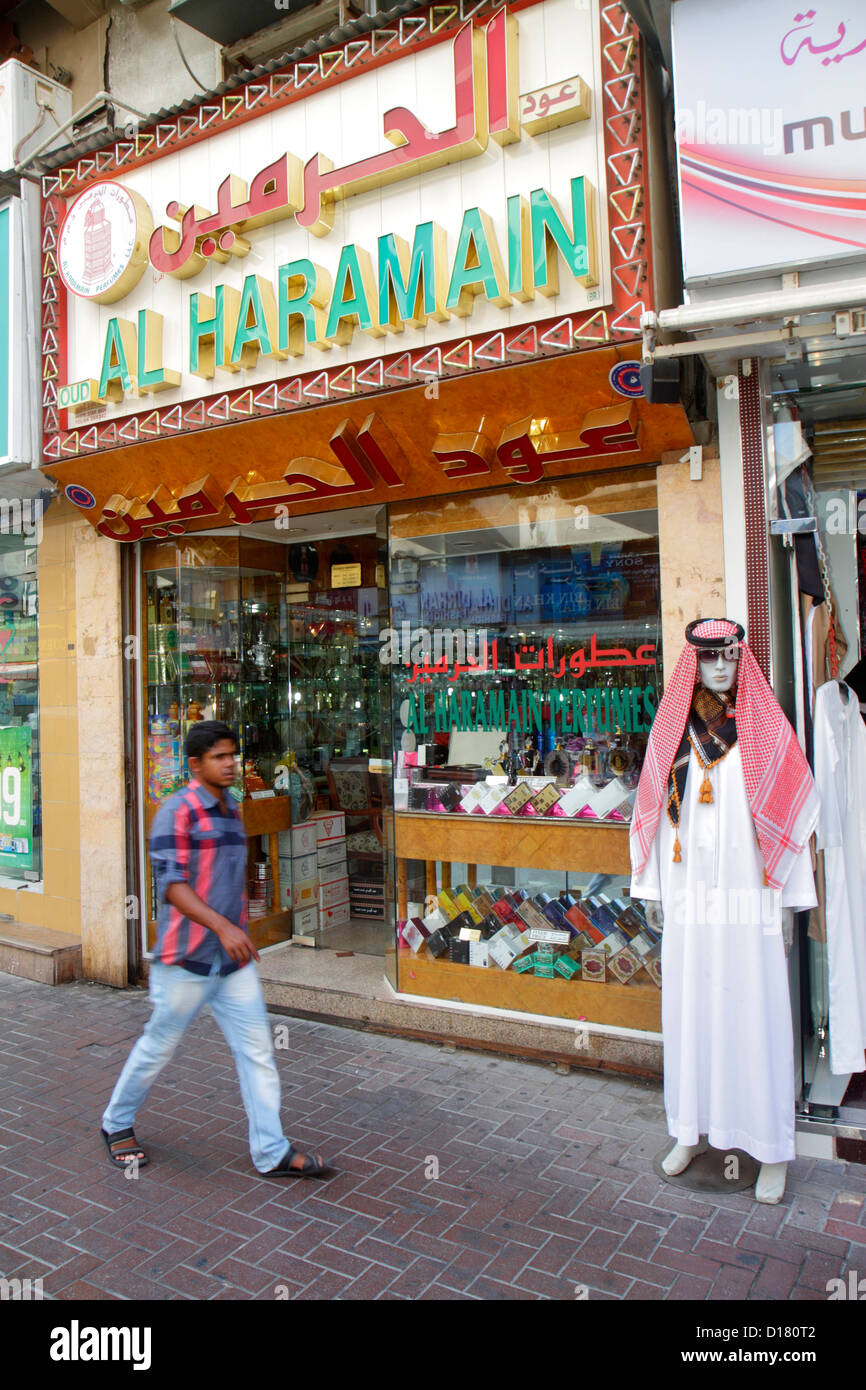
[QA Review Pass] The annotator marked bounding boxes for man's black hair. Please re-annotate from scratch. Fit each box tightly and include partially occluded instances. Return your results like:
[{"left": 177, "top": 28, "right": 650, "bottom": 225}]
[{"left": 184, "top": 720, "right": 237, "bottom": 762}]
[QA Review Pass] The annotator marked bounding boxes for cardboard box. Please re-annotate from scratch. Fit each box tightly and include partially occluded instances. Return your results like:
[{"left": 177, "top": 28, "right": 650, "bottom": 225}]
[
  {"left": 291, "top": 851, "right": 318, "bottom": 882},
  {"left": 317, "top": 836, "right": 347, "bottom": 869},
  {"left": 293, "top": 904, "right": 318, "bottom": 935},
  {"left": 319, "top": 874, "right": 349, "bottom": 910},
  {"left": 290, "top": 821, "right": 318, "bottom": 857},
  {"left": 311, "top": 810, "right": 346, "bottom": 842},
  {"left": 292, "top": 877, "right": 318, "bottom": 910},
  {"left": 320, "top": 898, "right": 350, "bottom": 928}
]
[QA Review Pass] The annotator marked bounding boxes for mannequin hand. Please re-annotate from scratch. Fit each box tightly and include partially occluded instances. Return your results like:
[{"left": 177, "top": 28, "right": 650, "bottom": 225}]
[{"left": 645, "top": 900, "right": 664, "bottom": 934}]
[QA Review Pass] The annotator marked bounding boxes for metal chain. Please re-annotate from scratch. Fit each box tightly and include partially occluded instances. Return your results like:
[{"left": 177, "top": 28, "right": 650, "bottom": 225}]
[{"left": 802, "top": 466, "right": 840, "bottom": 677}]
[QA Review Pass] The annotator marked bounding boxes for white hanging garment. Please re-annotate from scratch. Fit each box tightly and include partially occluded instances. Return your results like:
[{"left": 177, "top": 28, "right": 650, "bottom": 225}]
[{"left": 812, "top": 681, "right": 866, "bottom": 1076}]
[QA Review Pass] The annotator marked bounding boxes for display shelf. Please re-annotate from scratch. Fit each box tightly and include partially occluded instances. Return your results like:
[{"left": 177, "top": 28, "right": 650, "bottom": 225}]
[{"left": 397, "top": 950, "right": 661, "bottom": 1030}]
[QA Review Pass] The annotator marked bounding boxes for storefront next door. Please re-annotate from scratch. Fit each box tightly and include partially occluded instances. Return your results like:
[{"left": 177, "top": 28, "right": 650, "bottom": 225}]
[{"left": 134, "top": 507, "right": 394, "bottom": 964}]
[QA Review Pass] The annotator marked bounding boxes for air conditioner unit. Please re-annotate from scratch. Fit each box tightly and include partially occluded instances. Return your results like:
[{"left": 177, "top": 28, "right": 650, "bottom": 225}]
[{"left": 0, "top": 60, "right": 73, "bottom": 171}]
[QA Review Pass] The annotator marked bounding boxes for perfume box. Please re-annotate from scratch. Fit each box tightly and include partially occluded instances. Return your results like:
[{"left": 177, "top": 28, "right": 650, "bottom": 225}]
[
  {"left": 460, "top": 784, "right": 490, "bottom": 814},
  {"left": 320, "top": 899, "right": 350, "bottom": 928},
  {"left": 455, "top": 892, "right": 483, "bottom": 924},
  {"left": 517, "top": 898, "right": 550, "bottom": 934},
  {"left": 292, "top": 877, "right": 318, "bottom": 910},
  {"left": 554, "top": 955, "right": 581, "bottom": 980},
  {"left": 541, "top": 899, "right": 572, "bottom": 932},
  {"left": 497, "top": 782, "right": 534, "bottom": 816},
  {"left": 447, "top": 911, "right": 475, "bottom": 937},
  {"left": 317, "top": 837, "right": 348, "bottom": 870},
  {"left": 318, "top": 875, "right": 349, "bottom": 910},
  {"left": 607, "top": 946, "right": 641, "bottom": 983},
  {"left": 478, "top": 787, "right": 507, "bottom": 814},
  {"left": 469, "top": 941, "right": 490, "bottom": 968},
  {"left": 437, "top": 784, "right": 464, "bottom": 813},
  {"left": 437, "top": 889, "right": 461, "bottom": 921},
  {"left": 402, "top": 918, "right": 430, "bottom": 953},
  {"left": 581, "top": 948, "right": 607, "bottom": 982},
  {"left": 512, "top": 953, "right": 535, "bottom": 973},
  {"left": 551, "top": 785, "right": 591, "bottom": 817},
  {"left": 290, "top": 821, "right": 318, "bottom": 857},
  {"left": 473, "top": 889, "right": 498, "bottom": 918},
  {"left": 598, "top": 930, "right": 629, "bottom": 957},
  {"left": 630, "top": 932, "right": 656, "bottom": 958},
  {"left": 478, "top": 913, "right": 501, "bottom": 940},
  {"left": 492, "top": 898, "right": 517, "bottom": 923},
  {"left": 534, "top": 957, "right": 555, "bottom": 978},
  {"left": 528, "top": 925, "right": 571, "bottom": 947},
  {"left": 292, "top": 851, "right": 318, "bottom": 882},
  {"left": 645, "top": 951, "right": 662, "bottom": 988},
  {"left": 294, "top": 904, "right": 318, "bottom": 935},
  {"left": 584, "top": 897, "right": 620, "bottom": 933},
  {"left": 448, "top": 937, "right": 470, "bottom": 964},
  {"left": 457, "top": 925, "right": 482, "bottom": 943},
  {"left": 426, "top": 927, "right": 451, "bottom": 958},
  {"left": 422, "top": 906, "right": 447, "bottom": 934},
  {"left": 488, "top": 933, "right": 520, "bottom": 970},
  {"left": 530, "top": 784, "right": 561, "bottom": 816},
  {"left": 566, "top": 907, "right": 605, "bottom": 945},
  {"left": 311, "top": 810, "right": 346, "bottom": 842}
]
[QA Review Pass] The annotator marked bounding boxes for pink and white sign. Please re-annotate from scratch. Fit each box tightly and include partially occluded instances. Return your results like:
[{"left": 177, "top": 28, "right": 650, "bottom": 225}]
[{"left": 672, "top": 0, "right": 866, "bottom": 282}]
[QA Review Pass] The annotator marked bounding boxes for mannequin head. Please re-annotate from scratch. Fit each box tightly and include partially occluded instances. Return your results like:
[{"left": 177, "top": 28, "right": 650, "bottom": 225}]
[{"left": 698, "top": 646, "right": 738, "bottom": 694}]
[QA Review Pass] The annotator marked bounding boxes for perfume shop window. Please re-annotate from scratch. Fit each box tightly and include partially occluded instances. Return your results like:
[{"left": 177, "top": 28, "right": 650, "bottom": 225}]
[{"left": 389, "top": 470, "right": 663, "bottom": 1023}]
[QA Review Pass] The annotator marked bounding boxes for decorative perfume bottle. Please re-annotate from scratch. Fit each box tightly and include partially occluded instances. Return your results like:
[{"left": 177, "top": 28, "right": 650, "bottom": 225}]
[{"left": 83, "top": 199, "right": 111, "bottom": 283}]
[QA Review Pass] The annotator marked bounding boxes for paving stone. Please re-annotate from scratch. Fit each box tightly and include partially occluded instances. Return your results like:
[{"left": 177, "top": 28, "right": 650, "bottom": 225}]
[{"left": 0, "top": 971, "right": 862, "bottom": 1303}]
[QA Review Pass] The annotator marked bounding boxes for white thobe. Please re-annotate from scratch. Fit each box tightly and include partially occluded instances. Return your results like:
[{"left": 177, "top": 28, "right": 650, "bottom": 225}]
[
  {"left": 813, "top": 681, "right": 866, "bottom": 1076},
  {"left": 631, "top": 742, "right": 816, "bottom": 1164}
]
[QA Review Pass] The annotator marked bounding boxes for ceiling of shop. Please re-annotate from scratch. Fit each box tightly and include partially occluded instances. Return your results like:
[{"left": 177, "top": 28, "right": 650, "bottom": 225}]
[{"left": 772, "top": 343, "right": 866, "bottom": 490}]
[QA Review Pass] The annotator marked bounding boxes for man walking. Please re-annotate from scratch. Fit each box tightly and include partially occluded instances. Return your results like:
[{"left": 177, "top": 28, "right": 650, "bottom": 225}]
[{"left": 101, "top": 720, "right": 325, "bottom": 1178}]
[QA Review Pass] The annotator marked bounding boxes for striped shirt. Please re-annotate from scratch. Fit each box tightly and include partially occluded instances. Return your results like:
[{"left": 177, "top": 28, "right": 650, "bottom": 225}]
[{"left": 149, "top": 779, "right": 249, "bottom": 976}]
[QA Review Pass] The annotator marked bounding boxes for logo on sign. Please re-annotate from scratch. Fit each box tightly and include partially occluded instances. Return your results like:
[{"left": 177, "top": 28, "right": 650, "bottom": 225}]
[
  {"left": 609, "top": 361, "right": 644, "bottom": 398},
  {"left": 58, "top": 183, "right": 153, "bottom": 304}
]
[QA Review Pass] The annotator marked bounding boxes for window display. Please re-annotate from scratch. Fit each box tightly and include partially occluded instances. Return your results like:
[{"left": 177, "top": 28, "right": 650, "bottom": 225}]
[
  {"left": 0, "top": 534, "right": 40, "bottom": 882},
  {"left": 389, "top": 468, "right": 663, "bottom": 1027}
]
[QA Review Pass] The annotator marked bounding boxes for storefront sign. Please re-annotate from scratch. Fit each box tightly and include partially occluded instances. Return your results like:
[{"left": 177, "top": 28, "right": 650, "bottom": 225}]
[
  {"left": 673, "top": 0, "right": 866, "bottom": 281},
  {"left": 50, "top": 373, "right": 667, "bottom": 539},
  {"left": 405, "top": 683, "right": 657, "bottom": 734},
  {"left": 0, "top": 726, "right": 34, "bottom": 871},
  {"left": 41, "top": 0, "right": 670, "bottom": 494},
  {"left": 50, "top": 4, "right": 606, "bottom": 418}
]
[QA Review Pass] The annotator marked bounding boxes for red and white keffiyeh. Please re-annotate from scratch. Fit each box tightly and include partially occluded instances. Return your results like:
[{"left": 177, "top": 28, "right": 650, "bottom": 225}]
[{"left": 630, "top": 619, "right": 819, "bottom": 890}]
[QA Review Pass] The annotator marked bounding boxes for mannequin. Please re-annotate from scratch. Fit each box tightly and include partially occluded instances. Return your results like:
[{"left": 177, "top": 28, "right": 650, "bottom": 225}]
[{"left": 630, "top": 619, "right": 820, "bottom": 1205}]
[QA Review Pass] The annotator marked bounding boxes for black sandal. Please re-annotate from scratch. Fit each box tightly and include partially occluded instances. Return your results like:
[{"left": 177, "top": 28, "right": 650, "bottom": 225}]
[
  {"left": 101, "top": 1127, "right": 149, "bottom": 1169},
  {"left": 266, "top": 1144, "right": 327, "bottom": 1178}
]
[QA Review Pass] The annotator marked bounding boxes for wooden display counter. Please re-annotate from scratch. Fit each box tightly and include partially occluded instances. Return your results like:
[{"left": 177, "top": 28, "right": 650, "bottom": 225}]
[
  {"left": 394, "top": 811, "right": 659, "bottom": 1032},
  {"left": 241, "top": 796, "right": 293, "bottom": 946},
  {"left": 394, "top": 811, "right": 632, "bottom": 917},
  {"left": 398, "top": 950, "right": 661, "bottom": 1031}
]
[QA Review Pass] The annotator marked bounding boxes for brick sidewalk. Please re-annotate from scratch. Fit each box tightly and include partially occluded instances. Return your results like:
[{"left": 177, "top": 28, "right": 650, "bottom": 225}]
[{"left": 0, "top": 971, "right": 864, "bottom": 1301}]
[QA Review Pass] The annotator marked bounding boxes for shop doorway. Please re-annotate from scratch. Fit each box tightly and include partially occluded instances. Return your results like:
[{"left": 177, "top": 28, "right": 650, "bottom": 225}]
[
  {"left": 769, "top": 346, "right": 866, "bottom": 1125},
  {"left": 136, "top": 506, "right": 394, "bottom": 971}
]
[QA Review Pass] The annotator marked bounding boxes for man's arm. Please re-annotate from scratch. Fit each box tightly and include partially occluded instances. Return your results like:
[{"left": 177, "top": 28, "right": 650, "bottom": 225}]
[{"left": 164, "top": 881, "right": 259, "bottom": 964}]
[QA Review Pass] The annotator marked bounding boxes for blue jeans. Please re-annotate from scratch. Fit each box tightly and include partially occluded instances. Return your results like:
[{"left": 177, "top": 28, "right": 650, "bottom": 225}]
[{"left": 102, "top": 959, "right": 291, "bottom": 1173}]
